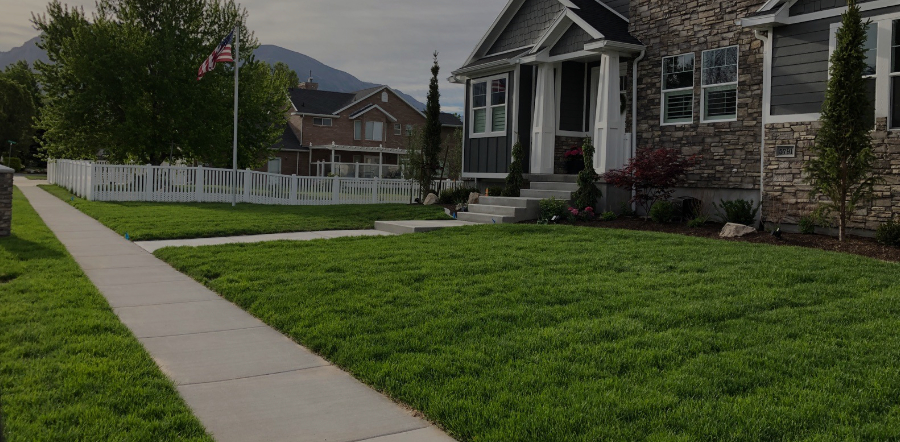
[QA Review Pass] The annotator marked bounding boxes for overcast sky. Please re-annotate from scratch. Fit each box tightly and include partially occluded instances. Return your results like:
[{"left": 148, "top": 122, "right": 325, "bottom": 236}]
[{"left": 1, "top": 0, "right": 508, "bottom": 113}]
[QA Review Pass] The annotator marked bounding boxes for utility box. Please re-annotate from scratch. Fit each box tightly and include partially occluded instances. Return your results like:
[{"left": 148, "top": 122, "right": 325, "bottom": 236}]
[{"left": 0, "top": 165, "right": 12, "bottom": 237}]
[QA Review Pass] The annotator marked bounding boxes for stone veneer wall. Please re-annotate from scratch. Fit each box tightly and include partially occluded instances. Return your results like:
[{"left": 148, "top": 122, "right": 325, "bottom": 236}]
[
  {"left": 0, "top": 165, "right": 12, "bottom": 237},
  {"left": 764, "top": 118, "right": 900, "bottom": 230},
  {"left": 630, "top": 0, "right": 767, "bottom": 191},
  {"left": 554, "top": 136, "right": 586, "bottom": 174}
]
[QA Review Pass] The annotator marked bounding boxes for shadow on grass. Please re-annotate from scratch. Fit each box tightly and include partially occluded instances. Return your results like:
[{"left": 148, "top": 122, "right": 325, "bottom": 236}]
[{"left": 0, "top": 235, "right": 66, "bottom": 261}]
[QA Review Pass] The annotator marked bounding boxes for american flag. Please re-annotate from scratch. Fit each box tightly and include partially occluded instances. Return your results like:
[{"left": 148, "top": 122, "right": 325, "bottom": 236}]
[{"left": 197, "top": 30, "right": 235, "bottom": 80}]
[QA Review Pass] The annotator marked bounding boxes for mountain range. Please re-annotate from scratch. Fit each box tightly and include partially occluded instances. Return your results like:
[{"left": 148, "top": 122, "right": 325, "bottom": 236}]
[{"left": 0, "top": 37, "right": 426, "bottom": 110}]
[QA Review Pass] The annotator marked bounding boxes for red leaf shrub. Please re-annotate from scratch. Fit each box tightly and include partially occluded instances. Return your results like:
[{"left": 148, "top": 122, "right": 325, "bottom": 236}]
[{"left": 603, "top": 148, "right": 699, "bottom": 216}]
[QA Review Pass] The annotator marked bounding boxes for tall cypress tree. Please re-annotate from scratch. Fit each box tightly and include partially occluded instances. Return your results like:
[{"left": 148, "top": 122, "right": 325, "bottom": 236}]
[
  {"left": 804, "top": 0, "right": 880, "bottom": 241},
  {"left": 503, "top": 139, "right": 525, "bottom": 197},
  {"left": 421, "top": 52, "right": 443, "bottom": 197}
]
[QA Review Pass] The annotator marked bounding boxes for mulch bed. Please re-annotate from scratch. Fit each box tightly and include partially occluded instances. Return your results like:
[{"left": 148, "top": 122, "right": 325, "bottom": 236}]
[{"left": 561, "top": 217, "right": 900, "bottom": 263}]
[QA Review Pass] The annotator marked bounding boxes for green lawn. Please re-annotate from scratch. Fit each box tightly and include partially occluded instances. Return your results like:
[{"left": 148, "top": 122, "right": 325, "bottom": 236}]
[
  {"left": 0, "top": 188, "right": 212, "bottom": 441},
  {"left": 155, "top": 225, "right": 900, "bottom": 441},
  {"left": 40, "top": 184, "right": 450, "bottom": 241}
]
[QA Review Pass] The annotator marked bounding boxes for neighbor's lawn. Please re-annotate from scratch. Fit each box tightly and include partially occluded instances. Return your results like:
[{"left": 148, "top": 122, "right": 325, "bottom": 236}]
[
  {"left": 156, "top": 225, "right": 900, "bottom": 442},
  {"left": 40, "top": 184, "right": 449, "bottom": 241},
  {"left": 0, "top": 187, "right": 212, "bottom": 441}
]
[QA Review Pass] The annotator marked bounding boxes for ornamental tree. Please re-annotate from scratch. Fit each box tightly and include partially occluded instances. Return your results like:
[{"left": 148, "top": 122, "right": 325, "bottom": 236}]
[
  {"left": 419, "top": 51, "right": 443, "bottom": 198},
  {"left": 503, "top": 138, "right": 525, "bottom": 197},
  {"left": 571, "top": 138, "right": 602, "bottom": 210},
  {"left": 603, "top": 147, "right": 699, "bottom": 217},
  {"left": 804, "top": 0, "right": 880, "bottom": 241}
]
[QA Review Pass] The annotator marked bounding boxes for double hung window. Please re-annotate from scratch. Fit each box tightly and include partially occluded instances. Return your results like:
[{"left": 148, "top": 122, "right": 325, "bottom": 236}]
[
  {"left": 354, "top": 120, "right": 362, "bottom": 140},
  {"left": 891, "top": 20, "right": 900, "bottom": 128},
  {"left": 471, "top": 75, "right": 507, "bottom": 136},
  {"left": 365, "top": 121, "right": 383, "bottom": 141},
  {"left": 662, "top": 54, "right": 695, "bottom": 124},
  {"left": 701, "top": 46, "right": 739, "bottom": 122},
  {"left": 312, "top": 117, "right": 332, "bottom": 127}
]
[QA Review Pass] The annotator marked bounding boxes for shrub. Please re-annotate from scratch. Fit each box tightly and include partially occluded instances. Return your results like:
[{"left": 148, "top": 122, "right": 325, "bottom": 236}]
[
  {"left": 650, "top": 200, "right": 676, "bottom": 223},
  {"left": 799, "top": 216, "right": 818, "bottom": 234},
  {"left": 486, "top": 186, "right": 505, "bottom": 197},
  {"left": 715, "top": 199, "right": 760, "bottom": 226},
  {"left": 438, "top": 187, "right": 479, "bottom": 205},
  {"left": 619, "top": 202, "right": 636, "bottom": 217},
  {"left": 687, "top": 215, "right": 709, "bottom": 228},
  {"left": 503, "top": 141, "right": 525, "bottom": 197},
  {"left": 571, "top": 138, "right": 603, "bottom": 210},
  {"left": 603, "top": 147, "right": 699, "bottom": 217},
  {"left": 539, "top": 197, "right": 569, "bottom": 222},
  {"left": 876, "top": 219, "right": 900, "bottom": 247},
  {"left": 601, "top": 211, "right": 617, "bottom": 221},
  {"left": 568, "top": 206, "right": 595, "bottom": 222},
  {"left": 2, "top": 157, "right": 22, "bottom": 171}
]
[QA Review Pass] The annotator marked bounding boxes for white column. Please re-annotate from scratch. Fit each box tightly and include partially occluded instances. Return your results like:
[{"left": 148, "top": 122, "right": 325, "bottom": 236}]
[
  {"left": 594, "top": 52, "right": 624, "bottom": 174},
  {"left": 531, "top": 63, "right": 556, "bottom": 174}
]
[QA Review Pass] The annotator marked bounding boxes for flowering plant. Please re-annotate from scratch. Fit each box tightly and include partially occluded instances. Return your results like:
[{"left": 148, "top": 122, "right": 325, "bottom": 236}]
[
  {"left": 563, "top": 146, "right": 584, "bottom": 159},
  {"left": 568, "top": 206, "right": 595, "bottom": 221}
]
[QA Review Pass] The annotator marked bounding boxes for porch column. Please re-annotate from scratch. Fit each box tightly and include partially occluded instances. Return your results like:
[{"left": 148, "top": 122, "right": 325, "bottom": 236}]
[
  {"left": 530, "top": 63, "right": 556, "bottom": 174},
  {"left": 593, "top": 52, "right": 624, "bottom": 174}
]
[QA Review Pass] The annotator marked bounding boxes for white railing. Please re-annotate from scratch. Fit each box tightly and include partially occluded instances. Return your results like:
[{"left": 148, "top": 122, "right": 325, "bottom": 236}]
[{"left": 48, "top": 160, "right": 464, "bottom": 206}]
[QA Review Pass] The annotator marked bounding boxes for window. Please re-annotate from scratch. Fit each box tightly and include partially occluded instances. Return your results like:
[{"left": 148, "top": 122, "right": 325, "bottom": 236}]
[
  {"left": 862, "top": 24, "right": 879, "bottom": 128},
  {"left": 382, "top": 91, "right": 389, "bottom": 102},
  {"left": 662, "top": 53, "right": 695, "bottom": 124},
  {"left": 353, "top": 155, "right": 362, "bottom": 163},
  {"left": 365, "top": 121, "right": 384, "bottom": 141},
  {"left": 394, "top": 123, "right": 402, "bottom": 136},
  {"left": 892, "top": 20, "right": 900, "bottom": 128},
  {"left": 312, "top": 117, "right": 332, "bottom": 127},
  {"left": 405, "top": 124, "right": 414, "bottom": 135},
  {"left": 354, "top": 120, "right": 362, "bottom": 140},
  {"left": 470, "top": 75, "right": 507, "bottom": 136},
  {"left": 701, "top": 46, "right": 738, "bottom": 122}
]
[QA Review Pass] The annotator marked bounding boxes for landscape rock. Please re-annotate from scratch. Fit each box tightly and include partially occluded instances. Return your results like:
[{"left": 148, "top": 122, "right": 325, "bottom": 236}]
[
  {"left": 468, "top": 192, "right": 480, "bottom": 205},
  {"left": 719, "top": 223, "right": 756, "bottom": 238},
  {"left": 423, "top": 193, "right": 438, "bottom": 205}
]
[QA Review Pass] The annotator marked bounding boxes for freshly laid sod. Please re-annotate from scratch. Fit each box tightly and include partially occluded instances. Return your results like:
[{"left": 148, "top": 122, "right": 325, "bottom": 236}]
[
  {"left": 0, "top": 188, "right": 212, "bottom": 441},
  {"left": 156, "top": 225, "right": 900, "bottom": 441},
  {"left": 40, "top": 184, "right": 449, "bottom": 241}
]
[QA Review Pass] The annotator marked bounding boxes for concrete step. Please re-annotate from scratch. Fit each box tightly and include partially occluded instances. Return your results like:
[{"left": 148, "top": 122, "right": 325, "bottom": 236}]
[
  {"left": 374, "top": 220, "right": 477, "bottom": 234},
  {"left": 468, "top": 204, "right": 537, "bottom": 218},
  {"left": 530, "top": 181, "right": 579, "bottom": 192},
  {"left": 478, "top": 196, "right": 541, "bottom": 208},
  {"left": 456, "top": 212, "right": 520, "bottom": 224},
  {"left": 520, "top": 189, "right": 574, "bottom": 200},
  {"left": 524, "top": 174, "right": 578, "bottom": 183}
]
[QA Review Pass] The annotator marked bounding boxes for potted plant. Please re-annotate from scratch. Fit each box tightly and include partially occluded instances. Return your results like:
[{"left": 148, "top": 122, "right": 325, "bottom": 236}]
[{"left": 563, "top": 146, "right": 584, "bottom": 174}]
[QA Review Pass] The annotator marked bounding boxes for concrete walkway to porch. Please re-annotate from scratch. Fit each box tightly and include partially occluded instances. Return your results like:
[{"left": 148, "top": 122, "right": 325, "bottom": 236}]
[{"left": 15, "top": 177, "right": 455, "bottom": 442}]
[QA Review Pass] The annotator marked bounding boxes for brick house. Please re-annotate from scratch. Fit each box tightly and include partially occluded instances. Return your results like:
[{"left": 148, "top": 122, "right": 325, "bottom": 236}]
[
  {"left": 264, "top": 80, "right": 463, "bottom": 179},
  {"left": 451, "top": 0, "right": 899, "bottom": 232}
]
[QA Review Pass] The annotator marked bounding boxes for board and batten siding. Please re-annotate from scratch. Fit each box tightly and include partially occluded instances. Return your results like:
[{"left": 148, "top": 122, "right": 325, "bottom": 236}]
[
  {"left": 464, "top": 71, "right": 517, "bottom": 175},
  {"left": 771, "top": 5, "right": 900, "bottom": 116}
]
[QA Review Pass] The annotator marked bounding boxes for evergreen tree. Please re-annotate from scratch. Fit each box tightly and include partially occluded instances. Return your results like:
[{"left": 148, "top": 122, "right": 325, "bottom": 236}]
[
  {"left": 572, "top": 138, "right": 602, "bottom": 210},
  {"left": 0, "top": 76, "right": 36, "bottom": 157},
  {"left": 503, "top": 139, "right": 525, "bottom": 197},
  {"left": 421, "top": 51, "right": 443, "bottom": 197},
  {"left": 804, "top": 0, "right": 880, "bottom": 241},
  {"left": 32, "top": 0, "right": 286, "bottom": 167}
]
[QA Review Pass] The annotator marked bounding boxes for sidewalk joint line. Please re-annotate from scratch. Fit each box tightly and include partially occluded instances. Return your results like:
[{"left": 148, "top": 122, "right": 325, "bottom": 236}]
[
  {"left": 137, "top": 325, "right": 267, "bottom": 340},
  {"left": 112, "top": 298, "right": 224, "bottom": 309},
  {"left": 178, "top": 364, "right": 332, "bottom": 387},
  {"left": 93, "top": 277, "right": 192, "bottom": 288},
  {"left": 349, "top": 426, "right": 431, "bottom": 442}
]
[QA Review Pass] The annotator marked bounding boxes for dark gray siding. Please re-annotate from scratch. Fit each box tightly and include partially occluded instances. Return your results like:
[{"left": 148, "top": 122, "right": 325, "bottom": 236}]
[
  {"left": 550, "top": 24, "right": 591, "bottom": 56},
  {"left": 789, "top": 0, "right": 877, "bottom": 16},
  {"left": 464, "top": 71, "right": 516, "bottom": 174},
  {"left": 487, "top": 0, "right": 565, "bottom": 55},
  {"left": 771, "top": 6, "right": 900, "bottom": 115},
  {"left": 518, "top": 66, "right": 535, "bottom": 171},
  {"left": 602, "top": 0, "right": 630, "bottom": 19}
]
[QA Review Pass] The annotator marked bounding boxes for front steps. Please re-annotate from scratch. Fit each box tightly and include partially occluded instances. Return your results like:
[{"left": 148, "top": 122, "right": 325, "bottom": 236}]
[{"left": 456, "top": 182, "right": 578, "bottom": 224}]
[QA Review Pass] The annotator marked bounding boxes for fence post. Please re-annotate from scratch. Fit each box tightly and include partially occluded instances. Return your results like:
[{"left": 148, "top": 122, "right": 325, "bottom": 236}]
[
  {"left": 195, "top": 165, "right": 204, "bottom": 202},
  {"left": 145, "top": 164, "right": 154, "bottom": 202},
  {"left": 372, "top": 178, "right": 379, "bottom": 203},
  {"left": 88, "top": 163, "right": 97, "bottom": 201},
  {"left": 331, "top": 176, "right": 340, "bottom": 204},
  {"left": 243, "top": 169, "right": 252, "bottom": 203},
  {"left": 290, "top": 175, "right": 298, "bottom": 202}
]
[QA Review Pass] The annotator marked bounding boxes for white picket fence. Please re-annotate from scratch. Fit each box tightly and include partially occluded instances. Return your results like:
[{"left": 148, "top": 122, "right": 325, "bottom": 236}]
[{"left": 48, "top": 160, "right": 465, "bottom": 205}]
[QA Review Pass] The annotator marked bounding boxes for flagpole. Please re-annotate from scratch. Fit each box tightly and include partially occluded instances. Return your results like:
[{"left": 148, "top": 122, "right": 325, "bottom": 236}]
[{"left": 232, "top": 25, "right": 240, "bottom": 207}]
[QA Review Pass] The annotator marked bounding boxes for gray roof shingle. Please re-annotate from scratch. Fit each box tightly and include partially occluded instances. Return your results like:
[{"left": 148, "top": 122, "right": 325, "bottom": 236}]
[{"left": 567, "top": 0, "right": 642, "bottom": 46}]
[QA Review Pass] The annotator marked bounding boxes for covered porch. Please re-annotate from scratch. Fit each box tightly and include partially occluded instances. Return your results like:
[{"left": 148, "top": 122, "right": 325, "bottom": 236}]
[{"left": 310, "top": 143, "right": 405, "bottom": 179}]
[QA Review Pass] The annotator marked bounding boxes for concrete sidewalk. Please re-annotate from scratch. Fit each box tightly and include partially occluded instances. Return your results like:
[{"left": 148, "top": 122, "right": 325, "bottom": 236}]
[
  {"left": 136, "top": 230, "right": 394, "bottom": 253},
  {"left": 15, "top": 178, "right": 455, "bottom": 442}
]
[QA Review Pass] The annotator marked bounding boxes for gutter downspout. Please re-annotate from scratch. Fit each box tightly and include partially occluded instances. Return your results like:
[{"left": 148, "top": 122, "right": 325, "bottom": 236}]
[
  {"left": 754, "top": 29, "right": 770, "bottom": 228},
  {"left": 631, "top": 49, "right": 646, "bottom": 212}
]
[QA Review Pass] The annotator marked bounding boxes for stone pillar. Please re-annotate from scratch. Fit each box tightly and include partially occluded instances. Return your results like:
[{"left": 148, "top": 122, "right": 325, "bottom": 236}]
[
  {"left": 0, "top": 165, "right": 12, "bottom": 237},
  {"left": 594, "top": 52, "right": 624, "bottom": 174},
  {"left": 531, "top": 63, "right": 557, "bottom": 174}
]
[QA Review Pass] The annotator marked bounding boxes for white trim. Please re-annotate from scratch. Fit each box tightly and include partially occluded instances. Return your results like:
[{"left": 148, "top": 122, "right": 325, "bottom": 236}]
[
  {"left": 660, "top": 52, "right": 696, "bottom": 126},
  {"left": 460, "top": 0, "right": 523, "bottom": 70},
  {"left": 528, "top": 13, "right": 572, "bottom": 56},
  {"left": 779, "top": 0, "right": 900, "bottom": 25},
  {"left": 584, "top": 0, "right": 630, "bottom": 24},
  {"left": 565, "top": 9, "right": 604, "bottom": 40},
  {"left": 583, "top": 40, "right": 646, "bottom": 54},
  {"left": 766, "top": 113, "right": 821, "bottom": 124},
  {"left": 332, "top": 86, "right": 388, "bottom": 114},
  {"left": 700, "top": 46, "right": 740, "bottom": 123},
  {"left": 349, "top": 104, "right": 398, "bottom": 122},
  {"left": 291, "top": 112, "right": 340, "bottom": 119},
  {"left": 469, "top": 73, "right": 510, "bottom": 139},
  {"left": 310, "top": 144, "right": 407, "bottom": 155}
]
